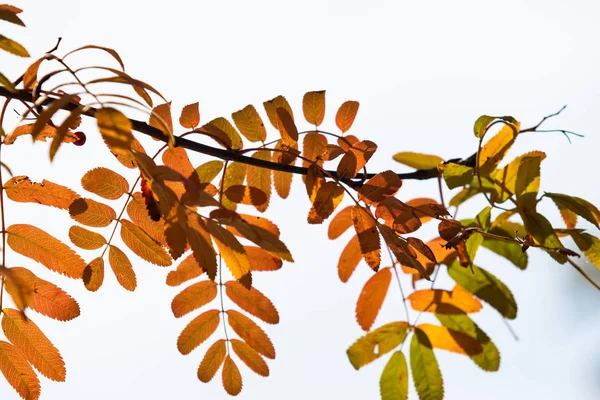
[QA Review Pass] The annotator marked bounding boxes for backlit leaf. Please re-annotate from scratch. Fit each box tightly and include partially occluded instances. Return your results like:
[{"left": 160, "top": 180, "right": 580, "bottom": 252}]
[
  {"left": 302, "top": 91, "right": 326, "bottom": 126},
  {"left": 97, "top": 107, "right": 133, "bottom": 156},
  {"left": 478, "top": 124, "right": 519, "bottom": 176},
  {"left": 177, "top": 309, "right": 220, "bottom": 355},
  {"left": 416, "top": 324, "right": 483, "bottom": 355},
  {"left": 358, "top": 171, "right": 403, "bottom": 206},
  {"left": 0, "top": 340, "right": 40, "bottom": 400},
  {"left": 81, "top": 167, "right": 129, "bottom": 200},
  {"left": 221, "top": 162, "right": 247, "bottom": 210},
  {"left": 520, "top": 209, "right": 567, "bottom": 263},
  {"left": 127, "top": 192, "right": 167, "bottom": 246},
  {"left": 392, "top": 152, "right": 443, "bottom": 170},
  {"left": 180, "top": 102, "right": 200, "bottom": 129},
  {"left": 231, "top": 339, "right": 269, "bottom": 377},
  {"left": 226, "top": 310, "right": 275, "bottom": 359},
  {"left": 83, "top": 257, "right": 104, "bottom": 292},
  {"left": 207, "top": 220, "right": 251, "bottom": 280},
  {"left": 408, "top": 287, "right": 482, "bottom": 314},
  {"left": 232, "top": 104, "right": 267, "bottom": 142},
  {"left": 571, "top": 232, "right": 600, "bottom": 269},
  {"left": 120, "top": 219, "right": 171, "bottom": 266},
  {"left": 473, "top": 115, "right": 518, "bottom": 138},
  {"left": 441, "top": 163, "right": 474, "bottom": 189},
  {"left": 0, "top": 5, "right": 25, "bottom": 26},
  {"left": 108, "top": 245, "right": 136, "bottom": 291},
  {"left": 244, "top": 246, "right": 282, "bottom": 272},
  {"left": 246, "top": 150, "right": 272, "bottom": 212},
  {"left": 68, "top": 225, "right": 106, "bottom": 250},
  {"left": 407, "top": 198, "right": 449, "bottom": 222},
  {"left": 225, "top": 281, "right": 279, "bottom": 324},
  {"left": 375, "top": 197, "right": 421, "bottom": 234},
  {"left": 2, "top": 309, "right": 65, "bottom": 381},
  {"left": 410, "top": 329, "right": 443, "bottom": 400},
  {"left": 69, "top": 198, "right": 116, "bottom": 228},
  {"left": 481, "top": 238, "right": 528, "bottom": 269},
  {"left": 336, "top": 101, "right": 359, "bottom": 133},
  {"left": 276, "top": 107, "right": 298, "bottom": 145},
  {"left": 338, "top": 235, "right": 363, "bottom": 282},
  {"left": 171, "top": 281, "right": 218, "bottom": 318},
  {"left": 328, "top": 206, "right": 354, "bottom": 240},
  {"left": 514, "top": 151, "right": 545, "bottom": 208},
  {"left": 204, "top": 117, "right": 243, "bottom": 149},
  {"left": 351, "top": 206, "right": 381, "bottom": 270},
  {"left": 222, "top": 356, "right": 243, "bottom": 396},
  {"left": 6, "top": 224, "right": 85, "bottom": 278},
  {"left": 149, "top": 102, "right": 173, "bottom": 136},
  {"left": 23, "top": 58, "right": 43, "bottom": 89},
  {"left": 302, "top": 131, "right": 327, "bottom": 170},
  {"left": 0, "top": 34, "right": 29, "bottom": 57},
  {"left": 4, "top": 176, "right": 79, "bottom": 210},
  {"left": 263, "top": 95, "right": 294, "bottom": 129},
  {"left": 347, "top": 322, "right": 409, "bottom": 369},
  {"left": 380, "top": 351, "right": 408, "bottom": 400},
  {"left": 308, "top": 182, "right": 345, "bottom": 224},
  {"left": 546, "top": 193, "right": 600, "bottom": 230},
  {"left": 198, "top": 339, "right": 226, "bottom": 383},
  {"left": 166, "top": 253, "right": 205, "bottom": 286},
  {"left": 186, "top": 215, "right": 217, "bottom": 280},
  {"left": 356, "top": 267, "right": 392, "bottom": 331}
]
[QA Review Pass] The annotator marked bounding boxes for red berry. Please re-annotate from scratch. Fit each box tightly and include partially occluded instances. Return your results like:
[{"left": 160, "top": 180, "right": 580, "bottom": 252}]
[{"left": 73, "top": 131, "right": 86, "bottom": 146}]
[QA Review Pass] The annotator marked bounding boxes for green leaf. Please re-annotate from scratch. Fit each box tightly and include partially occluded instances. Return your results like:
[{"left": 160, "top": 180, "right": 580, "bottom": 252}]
[
  {"left": 449, "top": 187, "right": 480, "bottom": 207},
  {"left": 515, "top": 152, "right": 546, "bottom": 208},
  {"left": 448, "top": 261, "right": 517, "bottom": 319},
  {"left": 482, "top": 238, "right": 528, "bottom": 269},
  {"left": 435, "top": 313, "right": 500, "bottom": 371},
  {"left": 0, "top": 72, "right": 15, "bottom": 92},
  {"left": 441, "top": 163, "right": 474, "bottom": 189},
  {"left": 474, "top": 115, "right": 518, "bottom": 139},
  {"left": 347, "top": 322, "right": 409, "bottom": 370},
  {"left": 520, "top": 209, "right": 567, "bottom": 263},
  {"left": 545, "top": 193, "right": 600, "bottom": 230},
  {"left": 465, "top": 232, "right": 484, "bottom": 266},
  {"left": 0, "top": 34, "right": 29, "bottom": 57},
  {"left": 392, "top": 152, "right": 443, "bottom": 170},
  {"left": 410, "top": 329, "right": 443, "bottom": 400},
  {"left": 571, "top": 232, "right": 600, "bottom": 269},
  {"left": 380, "top": 351, "right": 408, "bottom": 400},
  {"left": 473, "top": 206, "right": 491, "bottom": 231}
]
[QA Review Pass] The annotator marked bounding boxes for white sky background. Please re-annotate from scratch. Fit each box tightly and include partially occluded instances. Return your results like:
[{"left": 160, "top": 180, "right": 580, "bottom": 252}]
[{"left": 1, "top": 0, "right": 600, "bottom": 399}]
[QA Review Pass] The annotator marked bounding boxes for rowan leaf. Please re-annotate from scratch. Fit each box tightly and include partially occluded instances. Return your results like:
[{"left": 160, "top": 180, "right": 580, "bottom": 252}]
[
  {"left": 83, "top": 257, "right": 104, "bottom": 292},
  {"left": 0, "top": 5, "right": 25, "bottom": 26},
  {"left": 410, "top": 329, "right": 443, "bottom": 400},
  {"left": 50, "top": 107, "right": 85, "bottom": 161},
  {"left": 8, "top": 268, "right": 80, "bottom": 321},
  {"left": 225, "top": 281, "right": 279, "bottom": 324},
  {"left": 571, "top": 232, "right": 600, "bottom": 269},
  {"left": 171, "top": 280, "right": 218, "bottom": 318},
  {"left": 358, "top": 171, "right": 403, "bottom": 206},
  {"left": 328, "top": 206, "right": 354, "bottom": 240},
  {"left": 478, "top": 124, "right": 519, "bottom": 176},
  {"left": 2, "top": 308, "right": 65, "bottom": 381},
  {"left": 0, "top": 34, "right": 29, "bottom": 57},
  {"left": 351, "top": 206, "right": 381, "bottom": 270},
  {"left": 336, "top": 101, "right": 359, "bottom": 133},
  {"left": 246, "top": 150, "right": 272, "bottom": 212},
  {"left": 407, "top": 198, "right": 450, "bottom": 222},
  {"left": 546, "top": 193, "right": 600, "bottom": 229},
  {"left": 308, "top": 181, "right": 345, "bottom": 224},
  {"left": 4, "top": 176, "right": 79, "bottom": 210},
  {"left": 180, "top": 102, "right": 200, "bottom": 129},
  {"left": 69, "top": 198, "right": 116, "bottom": 227},
  {"left": 68, "top": 225, "right": 106, "bottom": 250},
  {"left": 481, "top": 238, "right": 528, "bottom": 269},
  {"left": 474, "top": 115, "right": 517, "bottom": 138},
  {"left": 81, "top": 167, "right": 129, "bottom": 200},
  {"left": 416, "top": 323, "right": 483, "bottom": 355},
  {"left": 347, "top": 322, "right": 409, "bottom": 369},
  {"left": 120, "top": 219, "right": 171, "bottom": 266},
  {"left": 338, "top": 235, "right": 362, "bottom": 282},
  {"left": 166, "top": 253, "right": 205, "bottom": 286},
  {"left": 149, "top": 102, "right": 173, "bottom": 136},
  {"left": 302, "top": 131, "right": 327, "bottom": 169},
  {"left": 226, "top": 310, "right": 275, "bottom": 359},
  {"left": 202, "top": 117, "right": 243, "bottom": 150},
  {"left": 441, "top": 163, "right": 474, "bottom": 189},
  {"left": 302, "top": 91, "right": 326, "bottom": 126},
  {"left": 0, "top": 340, "right": 40, "bottom": 400},
  {"left": 407, "top": 287, "right": 482, "bottom": 314},
  {"left": 375, "top": 197, "right": 421, "bottom": 235},
  {"left": 177, "top": 309, "right": 220, "bottom": 355},
  {"left": 127, "top": 192, "right": 167, "bottom": 246},
  {"left": 514, "top": 151, "right": 545, "bottom": 208},
  {"left": 198, "top": 339, "right": 226, "bottom": 383},
  {"left": 220, "top": 162, "right": 247, "bottom": 210},
  {"left": 380, "top": 351, "right": 409, "bottom": 400},
  {"left": 97, "top": 107, "right": 133, "bottom": 156},
  {"left": 222, "top": 356, "right": 243, "bottom": 396},
  {"left": 232, "top": 104, "right": 267, "bottom": 142},
  {"left": 231, "top": 338, "right": 269, "bottom": 377},
  {"left": 520, "top": 208, "right": 567, "bottom": 263},
  {"left": 244, "top": 247, "right": 282, "bottom": 272},
  {"left": 108, "top": 245, "right": 136, "bottom": 291},
  {"left": 6, "top": 224, "right": 85, "bottom": 278},
  {"left": 356, "top": 267, "right": 392, "bottom": 331},
  {"left": 392, "top": 152, "right": 443, "bottom": 170},
  {"left": 207, "top": 220, "right": 250, "bottom": 280},
  {"left": 263, "top": 95, "right": 294, "bottom": 129},
  {"left": 276, "top": 107, "right": 298, "bottom": 145},
  {"left": 186, "top": 215, "right": 217, "bottom": 280}
]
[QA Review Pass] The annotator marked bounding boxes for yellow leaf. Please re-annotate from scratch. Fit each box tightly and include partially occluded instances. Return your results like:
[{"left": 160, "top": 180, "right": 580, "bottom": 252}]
[
  {"left": 220, "top": 162, "right": 247, "bottom": 210},
  {"left": 149, "top": 102, "right": 173, "bottom": 136},
  {"left": 120, "top": 219, "right": 172, "bottom": 266},
  {"left": 416, "top": 323, "right": 483, "bottom": 355},
  {"left": 356, "top": 267, "right": 392, "bottom": 331},
  {"left": 232, "top": 104, "right": 267, "bottom": 142},
  {"left": 2, "top": 309, "right": 65, "bottom": 381},
  {"left": 231, "top": 339, "right": 269, "bottom": 377},
  {"left": 186, "top": 214, "right": 217, "bottom": 280},
  {"left": 347, "top": 322, "right": 409, "bottom": 369},
  {"left": 108, "top": 245, "right": 136, "bottom": 291},
  {"left": 328, "top": 205, "right": 354, "bottom": 240},
  {"left": 222, "top": 356, "right": 243, "bottom": 396},
  {"left": 198, "top": 339, "right": 226, "bottom": 383},
  {"left": 0, "top": 340, "right": 40, "bottom": 400},
  {"left": 302, "top": 90, "right": 326, "bottom": 126},
  {"left": 546, "top": 193, "right": 600, "bottom": 230},
  {"left": 225, "top": 281, "right": 279, "bottom": 324},
  {"left": 307, "top": 181, "right": 345, "bottom": 224},
  {"left": 358, "top": 171, "right": 403, "bottom": 206},
  {"left": 351, "top": 206, "right": 381, "bottom": 270},
  {"left": 166, "top": 253, "right": 205, "bottom": 286},
  {"left": 263, "top": 95, "right": 294, "bottom": 129},
  {"left": 0, "top": 34, "right": 29, "bottom": 57},
  {"left": 408, "top": 288, "right": 482, "bottom": 314},
  {"left": 410, "top": 329, "right": 444, "bottom": 400},
  {"left": 171, "top": 280, "right": 217, "bottom": 318},
  {"left": 207, "top": 220, "right": 251, "bottom": 280},
  {"left": 4, "top": 176, "right": 79, "bottom": 210},
  {"left": 69, "top": 198, "right": 116, "bottom": 227},
  {"left": 246, "top": 150, "right": 272, "bottom": 212},
  {"left": 338, "top": 235, "right": 362, "bottom": 282},
  {"left": 392, "top": 152, "right": 444, "bottom": 170},
  {"left": 201, "top": 117, "right": 243, "bottom": 150},
  {"left": 68, "top": 225, "right": 106, "bottom": 250},
  {"left": 226, "top": 310, "right": 275, "bottom": 359},
  {"left": 514, "top": 151, "right": 545, "bottom": 208},
  {"left": 177, "top": 309, "right": 220, "bottom": 355},
  {"left": 180, "top": 102, "right": 200, "bottom": 129},
  {"left": 336, "top": 101, "right": 359, "bottom": 133},
  {"left": 83, "top": 257, "right": 104, "bottom": 292},
  {"left": 6, "top": 224, "right": 85, "bottom": 279},
  {"left": 571, "top": 232, "right": 600, "bottom": 269},
  {"left": 97, "top": 107, "right": 133, "bottom": 156},
  {"left": 380, "top": 351, "right": 409, "bottom": 400},
  {"left": 81, "top": 167, "right": 129, "bottom": 200},
  {"left": 478, "top": 124, "right": 519, "bottom": 176}
]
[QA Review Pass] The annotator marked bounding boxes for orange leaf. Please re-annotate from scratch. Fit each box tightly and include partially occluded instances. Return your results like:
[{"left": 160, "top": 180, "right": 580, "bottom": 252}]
[
  {"left": 407, "top": 237, "right": 437, "bottom": 264},
  {"left": 171, "top": 280, "right": 218, "bottom": 318},
  {"left": 180, "top": 102, "right": 200, "bottom": 129},
  {"left": 8, "top": 267, "right": 80, "bottom": 321},
  {"left": 351, "top": 206, "right": 381, "bottom": 270},
  {"left": 149, "top": 102, "right": 173, "bottom": 135},
  {"left": 232, "top": 104, "right": 267, "bottom": 142},
  {"left": 375, "top": 197, "right": 422, "bottom": 234},
  {"left": 0, "top": 340, "right": 40, "bottom": 400},
  {"left": 408, "top": 288, "right": 482, "bottom": 314},
  {"left": 358, "top": 171, "right": 402, "bottom": 206},
  {"left": 207, "top": 220, "right": 251, "bottom": 280},
  {"left": 305, "top": 164, "right": 324, "bottom": 200},
  {"left": 302, "top": 90, "right": 326, "bottom": 126},
  {"left": 177, "top": 309, "right": 220, "bottom": 355},
  {"left": 6, "top": 224, "right": 85, "bottom": 279},
  {"left": 302, "top": 131, "right": 327, "bottom": 167},
  {"left": 246, "top": 150, "right": 272, "bottom": 212},
  {"left": 356, "top": 267, "right": 392, "bottom": 331},
  {"left": 220, "top": 162, "right": 247, "bottom": 211},
  {"left": 276, "top": 107, "right": 298, "bottom": 145},
  {"left": 186, "top": 215, "right": 217, "bottom": 280},
  {"left": 308, "top": 181, "right": 345, "bottom": 224},
  {"left": 416, "top": 323, "right": 483, "bottom": 355},
  {"left": 336, "top": 100, "right": 360, "bottom": 133},
  {"left": 197, "top": 339, "right": 226, "bottom": 383},
  {"left": 226, "top": 310, "right": 275, "bottom": 359},
  {"left": 328, "top": 205, "right": 354, "bottom": 240},
  {"left": 113, "top": 136, "right": 146, "bottom": 169},
  {"left": 263, "top": 95, "right": 294, "bottom": 129},
  {"left": 201, "top": 117, "right": 243, "bottom": 150},
  {"left": 225, "top": 281, "right": 279, "bottom": 324},
  {"left": 162, "top": 146, "right": 196, "bottom": 181},
  {"left": 244, "top": 247, "right": 282, "bottom": 272},
  {"left": 127, "top": 192, "right": 167, "bottom": 246},
  {"left": 97, "top": 107, "right": 133, "bottom": 156},
  {"left": 120, "top": 219, "right": 172, "bottom": 266},
  {"left": 230, "top": 339, "right": 269, "bottom": 377},
  {"left": 68, "top": 225, "right": 106, "bottom": 250},
  {"left": 338, "top": 235, "right": 362, "bottom": 282},
  {"left": 166, "top": 253, "right": 205, "bottom": 286},
  {"left": 222, "top": 356, "right": 243, "bottom": 396},
  {"left": 83, "top": 257, "right": 104, "bottom": 292},
  {"left": 108, "top": 245, "right": 136, "bottom": 291},
  {"left": 4, "top": 176, "right": 79, "bottom": 210},
  {"left": 81, "top": 167, "right": 129, "bottom": 200},
  {"left": 69, "top": 198, "right": 116, "bottom": 227},
  {"left": 2, "top": 308, "right": 65, "bottom": 381}
]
